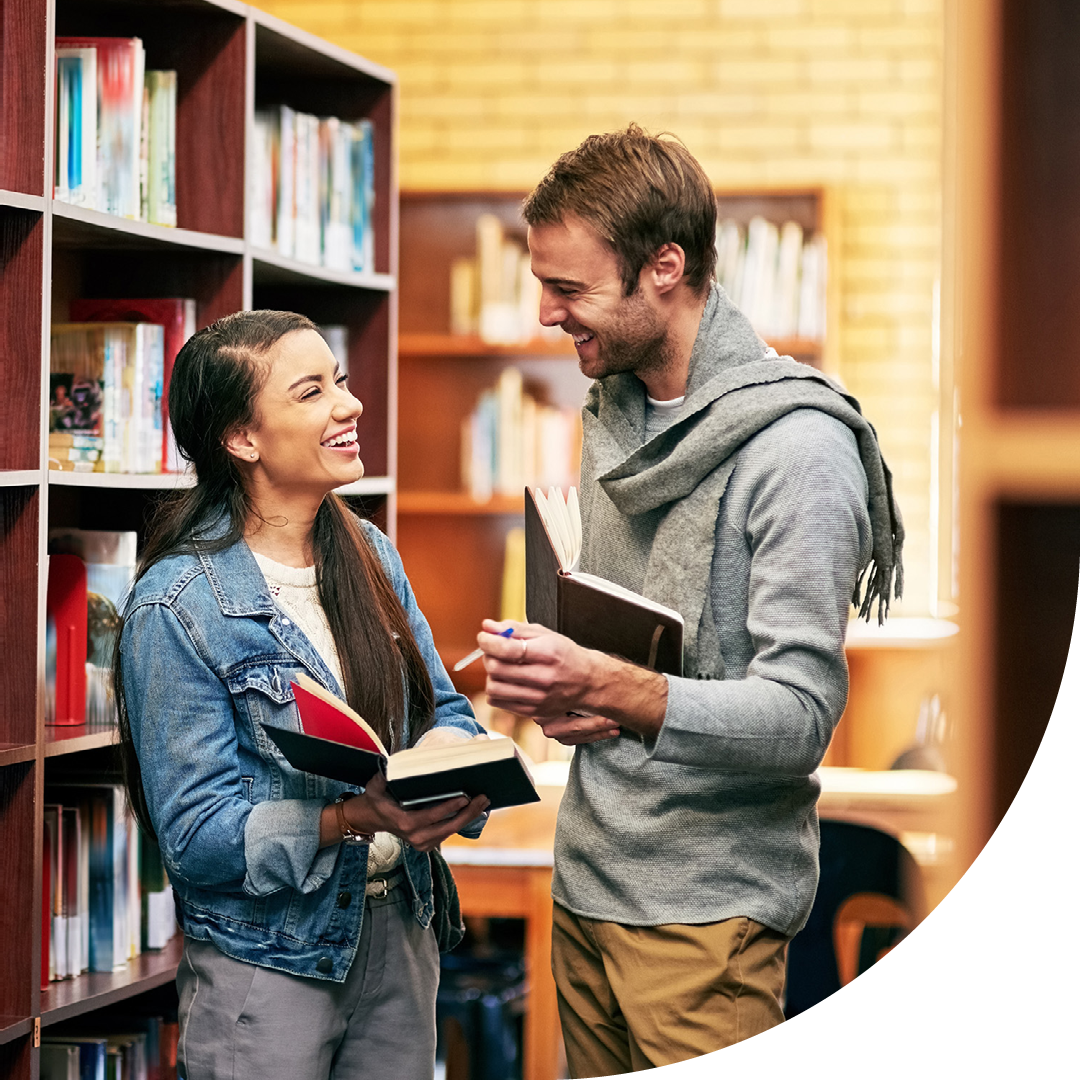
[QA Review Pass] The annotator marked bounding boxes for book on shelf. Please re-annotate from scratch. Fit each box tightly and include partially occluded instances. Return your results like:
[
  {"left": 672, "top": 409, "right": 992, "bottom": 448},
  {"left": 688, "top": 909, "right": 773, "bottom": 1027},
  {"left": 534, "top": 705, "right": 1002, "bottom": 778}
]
[
  {"left": 43, "top": 1006, "right": 180, "bottom": 1080},
  {"left": 461, "top": 366, "right": 582, "bottom": 500},
  {"left": 525, "top": 485, "right": 684, "bottom": 676},
  {"left": 44, "top": 783, "right": 176, "bottom": 978},
  {"left": 51, "top": 322, "right": 165, "bottom": 474},
  {"left": 262, "top": 673, "right": 540, "bottom": 811},
  {"left": 251, "top": 105, "right": 375, "bottom": 272},
  {"left": 48, "top": 529, "right": 138, "bottom": 726},
  {"left": 46, "top": 553, "right": 89, "bottom": 726},
  {"left": 54, "top": 37, "right": 178, "bottom": 227},
  {"left": 714, "top": 215, "right": 827, "bottom": 345},
  {"left": 451, "top": 213, "right": 562, "bottom": 346},
  {"left": 70, "top": 298, "right": 196, "bottom": 473}
]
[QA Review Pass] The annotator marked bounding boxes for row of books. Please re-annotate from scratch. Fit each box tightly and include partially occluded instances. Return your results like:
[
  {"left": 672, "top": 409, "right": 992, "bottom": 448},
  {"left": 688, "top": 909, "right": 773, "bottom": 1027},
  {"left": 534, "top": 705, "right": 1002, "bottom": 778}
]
[
  {"left": 251, "top": 106, "right": 376, "bottom": 272},
  {"left": 450, "top": 213, "right": 565, "bottom": 346},
  {"left": 41, "top": 1011, "right": 178, "bottom": 1080},
  {"left": 42, "top": 782, "right": 176, "bottom": 986},
  {"left": 54, "top": 36, "right": 177, "bottom": 226},
  {"left": 715, "top": 216, "right": 828, "bottom": 343},
  {"left": 50, "top": 299, "right": 195, "bottom": 474},
  {"left": 46, "top": 529, "right": 138, "bottom": 726},
  {"left": 460, "top": 366, "right": 582, "bottom": 500}
]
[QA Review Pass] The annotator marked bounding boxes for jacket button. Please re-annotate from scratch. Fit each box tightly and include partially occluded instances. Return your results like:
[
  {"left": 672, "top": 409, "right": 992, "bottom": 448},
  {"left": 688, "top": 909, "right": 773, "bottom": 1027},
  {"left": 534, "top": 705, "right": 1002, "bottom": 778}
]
[
  {"left": 337, "top": 891, "right": 352, "bottom": 909},
  {"left": 316, "top": 957, "right": 333, "bottom": 974}
]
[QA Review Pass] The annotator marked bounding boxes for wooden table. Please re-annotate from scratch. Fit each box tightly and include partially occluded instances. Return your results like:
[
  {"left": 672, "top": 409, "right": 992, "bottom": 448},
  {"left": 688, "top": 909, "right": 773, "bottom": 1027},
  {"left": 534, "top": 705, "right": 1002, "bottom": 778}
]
[{"left": 442, "top": 763, "right": 957, "bottom": 1080}]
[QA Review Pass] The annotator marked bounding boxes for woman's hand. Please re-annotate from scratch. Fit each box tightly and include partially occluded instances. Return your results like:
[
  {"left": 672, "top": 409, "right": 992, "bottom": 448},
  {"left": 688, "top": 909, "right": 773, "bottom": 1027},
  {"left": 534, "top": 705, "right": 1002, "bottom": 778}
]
[{"left": 341, "top": 772, "right": 489, "bottom": 853}]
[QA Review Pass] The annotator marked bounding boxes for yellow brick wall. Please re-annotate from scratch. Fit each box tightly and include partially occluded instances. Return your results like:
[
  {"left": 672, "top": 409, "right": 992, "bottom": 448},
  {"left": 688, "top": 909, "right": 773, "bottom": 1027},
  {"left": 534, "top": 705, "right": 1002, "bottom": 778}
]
[{"left": 257, "top": 0, "right": 944, "bottom": 618}]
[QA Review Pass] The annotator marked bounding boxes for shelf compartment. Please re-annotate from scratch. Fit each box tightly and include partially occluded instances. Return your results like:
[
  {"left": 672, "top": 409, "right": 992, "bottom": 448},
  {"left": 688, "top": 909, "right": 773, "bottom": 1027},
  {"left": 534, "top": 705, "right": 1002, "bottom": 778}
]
[
  {"left": 253, "top": 13, "right": 395, "bottom": 278},
  {"left": 44, "top": 724, "right": 118, "bottom": 758},
  {"left": 51, "top": 243, "right": 244, "bottom": 334},
  {"left": 398, "top": 492, "right": 525, "bottom": 515},
  {"left": 0, "top": 209, "right": 44, "bottom": 471},
  {"left": 40, "top": 934, "right": 184, "bottom": 1028},
  {"left": 55, "top": 0, "right": 247, "bottom": 239}
]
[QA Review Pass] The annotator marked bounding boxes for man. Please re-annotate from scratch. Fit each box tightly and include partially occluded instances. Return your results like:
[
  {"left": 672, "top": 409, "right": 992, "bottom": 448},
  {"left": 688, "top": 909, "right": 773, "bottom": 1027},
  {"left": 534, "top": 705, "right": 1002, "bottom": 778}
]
[{"left": 477, "top": 125, "right": 902, "bottom": 1075}]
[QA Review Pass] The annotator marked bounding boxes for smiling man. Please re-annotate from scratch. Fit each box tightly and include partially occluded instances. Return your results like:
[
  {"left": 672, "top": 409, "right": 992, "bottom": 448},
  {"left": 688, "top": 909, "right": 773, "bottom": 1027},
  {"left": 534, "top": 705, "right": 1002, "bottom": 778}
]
[{"left": 476, "top": 125, "right": 905, "bottom": 1075}]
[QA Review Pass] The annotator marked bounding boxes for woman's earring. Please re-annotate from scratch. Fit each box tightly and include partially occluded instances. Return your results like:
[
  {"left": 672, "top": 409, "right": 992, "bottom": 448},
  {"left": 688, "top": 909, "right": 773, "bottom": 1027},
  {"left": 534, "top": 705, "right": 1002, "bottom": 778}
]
[{"left": 250, "top": 452, "right": 257, "bottom": 460}]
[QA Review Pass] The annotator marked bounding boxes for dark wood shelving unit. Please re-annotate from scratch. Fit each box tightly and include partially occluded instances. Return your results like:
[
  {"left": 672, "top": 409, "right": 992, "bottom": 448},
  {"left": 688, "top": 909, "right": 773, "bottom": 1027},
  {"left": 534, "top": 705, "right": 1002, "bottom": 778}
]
[
  {"left": 40, "top": 936, "right": 184, "bottom": 1029},
  {"left": 0, "top": 3, "right": 398, "bottom": 1075}
]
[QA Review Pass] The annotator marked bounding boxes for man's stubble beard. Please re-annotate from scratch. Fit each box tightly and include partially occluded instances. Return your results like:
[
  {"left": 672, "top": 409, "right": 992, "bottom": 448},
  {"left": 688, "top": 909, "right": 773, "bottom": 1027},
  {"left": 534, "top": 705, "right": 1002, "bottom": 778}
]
[{"left": 581, "top": 287, "right": 674, "bottom": 384}]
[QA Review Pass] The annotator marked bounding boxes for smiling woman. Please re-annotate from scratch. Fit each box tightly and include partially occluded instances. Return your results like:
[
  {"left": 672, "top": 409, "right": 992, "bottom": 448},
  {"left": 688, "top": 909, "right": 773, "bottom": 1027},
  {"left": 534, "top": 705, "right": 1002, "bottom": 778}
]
[{"left": 111, "top": 310, "right": 490, "bottom": 1080}]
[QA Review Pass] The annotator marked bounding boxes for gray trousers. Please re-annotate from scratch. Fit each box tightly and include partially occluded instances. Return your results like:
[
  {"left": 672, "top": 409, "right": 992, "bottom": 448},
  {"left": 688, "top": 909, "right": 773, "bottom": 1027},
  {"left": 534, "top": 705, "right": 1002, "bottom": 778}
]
[{"left": 175, "top": 888, "right": 440, "bottom": 1080}]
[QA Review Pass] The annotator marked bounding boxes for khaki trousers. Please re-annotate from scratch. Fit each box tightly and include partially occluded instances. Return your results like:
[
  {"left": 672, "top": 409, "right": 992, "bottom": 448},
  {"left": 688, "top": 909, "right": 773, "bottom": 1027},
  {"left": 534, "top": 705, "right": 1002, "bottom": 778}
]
[{"left": 551, "top": 902, "right": 788, "bottom": 1077}]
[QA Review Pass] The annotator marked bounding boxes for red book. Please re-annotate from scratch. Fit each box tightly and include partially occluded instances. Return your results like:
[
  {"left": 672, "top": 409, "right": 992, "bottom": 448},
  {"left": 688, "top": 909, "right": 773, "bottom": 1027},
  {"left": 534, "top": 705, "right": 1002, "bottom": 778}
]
[
  {"left": 47, "top": 553, "right": 88, "bottom": 725},
  {"left": 70, "top": 298, "right": 196, "bottom": 472},
  {"left": 291, "top": 673, "right": 386, "bottom": 754}
]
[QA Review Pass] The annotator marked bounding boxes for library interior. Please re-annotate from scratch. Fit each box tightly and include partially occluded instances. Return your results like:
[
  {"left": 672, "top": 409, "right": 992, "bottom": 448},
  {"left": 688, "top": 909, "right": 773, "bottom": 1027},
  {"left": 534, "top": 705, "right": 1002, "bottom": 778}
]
[{"left": 0, "top": 0, "right": 1076, "bottom": 1077}]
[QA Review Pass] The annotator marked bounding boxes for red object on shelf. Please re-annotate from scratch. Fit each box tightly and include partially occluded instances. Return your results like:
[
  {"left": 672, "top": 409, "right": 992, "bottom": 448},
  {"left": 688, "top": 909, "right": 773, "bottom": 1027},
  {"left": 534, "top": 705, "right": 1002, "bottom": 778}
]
[{"left": 47, "top": 553, "right": 88, "bottom": 725}]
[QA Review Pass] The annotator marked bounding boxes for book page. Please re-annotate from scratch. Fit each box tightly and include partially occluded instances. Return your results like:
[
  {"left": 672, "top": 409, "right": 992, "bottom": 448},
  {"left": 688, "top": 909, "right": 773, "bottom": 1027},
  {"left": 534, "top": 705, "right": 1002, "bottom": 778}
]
[{"left": 292, "top": 672, "right": 387, "bottom": 755}]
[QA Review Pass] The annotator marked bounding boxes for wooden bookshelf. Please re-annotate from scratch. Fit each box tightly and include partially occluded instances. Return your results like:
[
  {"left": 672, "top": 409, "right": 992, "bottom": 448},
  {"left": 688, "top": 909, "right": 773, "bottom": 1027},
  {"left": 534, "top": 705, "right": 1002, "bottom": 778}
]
[
  {"left": 946, "top": 0, "right": 1080, "bottom": 872},
  {"left": 395, "top": 189, "right": 839, "bottom": 698},
  {"left": 0, "top": 3, "right": 399, "bottom": 1075}
]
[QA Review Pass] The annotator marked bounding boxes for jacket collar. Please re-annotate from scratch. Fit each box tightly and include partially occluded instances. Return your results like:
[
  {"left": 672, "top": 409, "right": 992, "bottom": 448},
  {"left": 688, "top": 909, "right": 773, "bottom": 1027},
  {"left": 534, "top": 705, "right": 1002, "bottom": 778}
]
[{"left": 192, "top": 513, "right": 278, "bottom": 619}]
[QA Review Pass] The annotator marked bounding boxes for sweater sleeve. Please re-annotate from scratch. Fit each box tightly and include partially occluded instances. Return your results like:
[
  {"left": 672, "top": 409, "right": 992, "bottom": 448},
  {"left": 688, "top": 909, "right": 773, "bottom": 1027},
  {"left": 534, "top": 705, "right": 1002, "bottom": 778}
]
[{"left": 646, "top": 411, "right": 873, "bottom": 776}]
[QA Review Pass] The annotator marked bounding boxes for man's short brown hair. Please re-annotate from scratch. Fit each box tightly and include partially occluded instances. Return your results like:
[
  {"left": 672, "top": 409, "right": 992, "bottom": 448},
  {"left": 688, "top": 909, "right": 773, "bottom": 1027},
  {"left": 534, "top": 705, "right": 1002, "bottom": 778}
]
[{"left": 522, "top": 124, "right": 717, "bottom": 297}]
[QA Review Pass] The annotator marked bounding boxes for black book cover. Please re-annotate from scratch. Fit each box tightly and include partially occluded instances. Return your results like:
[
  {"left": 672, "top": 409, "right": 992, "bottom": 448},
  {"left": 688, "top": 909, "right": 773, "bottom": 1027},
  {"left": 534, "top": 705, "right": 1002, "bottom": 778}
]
[{"left": 262, "top": 725, "right": 540, "bottom": 812}]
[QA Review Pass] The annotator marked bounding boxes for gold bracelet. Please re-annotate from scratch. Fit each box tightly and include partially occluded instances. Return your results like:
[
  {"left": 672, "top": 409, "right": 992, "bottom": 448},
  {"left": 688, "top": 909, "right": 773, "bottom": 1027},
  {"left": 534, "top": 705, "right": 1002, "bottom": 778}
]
[{"left": 334, "top": 793, "right": 374, "bottom": 845}]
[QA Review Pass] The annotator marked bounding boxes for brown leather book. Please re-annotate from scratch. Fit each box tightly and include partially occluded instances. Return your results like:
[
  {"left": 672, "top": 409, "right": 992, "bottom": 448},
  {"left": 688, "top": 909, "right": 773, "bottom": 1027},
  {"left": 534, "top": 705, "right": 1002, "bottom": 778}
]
[{"left": 524, "top": 486, "right": 684, "bottom": 676}]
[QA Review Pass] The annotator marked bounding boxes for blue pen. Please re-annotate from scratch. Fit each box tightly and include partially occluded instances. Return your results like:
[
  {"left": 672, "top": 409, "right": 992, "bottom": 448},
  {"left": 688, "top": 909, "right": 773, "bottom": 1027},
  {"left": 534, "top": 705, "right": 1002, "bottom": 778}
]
[{"left": 453, "top": 626, "right": 514, "bottom": 671}]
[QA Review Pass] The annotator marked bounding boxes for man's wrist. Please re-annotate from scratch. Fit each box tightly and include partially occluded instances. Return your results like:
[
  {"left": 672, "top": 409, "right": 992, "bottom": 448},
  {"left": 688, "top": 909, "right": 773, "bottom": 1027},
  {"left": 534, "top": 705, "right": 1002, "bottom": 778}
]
[{"left": 580, "top": 651, "right": 668, "bottom": 740}]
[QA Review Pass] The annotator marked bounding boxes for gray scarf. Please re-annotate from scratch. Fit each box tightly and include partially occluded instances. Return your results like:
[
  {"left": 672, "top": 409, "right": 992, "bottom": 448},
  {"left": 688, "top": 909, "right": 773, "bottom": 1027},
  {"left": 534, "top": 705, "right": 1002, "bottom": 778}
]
[{"left": 578, "top": 284, "right": 904, "bottom": 679}]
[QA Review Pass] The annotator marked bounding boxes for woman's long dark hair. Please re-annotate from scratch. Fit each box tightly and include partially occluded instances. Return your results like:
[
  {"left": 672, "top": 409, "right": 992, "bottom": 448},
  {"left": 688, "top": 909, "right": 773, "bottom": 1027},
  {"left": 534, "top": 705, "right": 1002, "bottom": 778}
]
[{"left": 115, "top": 310, "right": 435, "bottom": 837}]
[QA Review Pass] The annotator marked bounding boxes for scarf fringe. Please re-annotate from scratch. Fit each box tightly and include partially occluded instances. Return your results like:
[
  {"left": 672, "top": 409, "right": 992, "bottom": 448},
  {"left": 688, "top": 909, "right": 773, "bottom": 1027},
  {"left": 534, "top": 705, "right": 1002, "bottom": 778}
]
[{"left": 853, "top": 554, "right": 904, "bottom": 625}]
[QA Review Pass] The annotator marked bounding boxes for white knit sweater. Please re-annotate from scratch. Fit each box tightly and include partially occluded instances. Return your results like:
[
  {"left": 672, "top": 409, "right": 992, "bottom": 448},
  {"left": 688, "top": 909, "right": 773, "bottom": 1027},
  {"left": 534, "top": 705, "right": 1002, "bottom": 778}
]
[{"left": 251, "top": 551, "right": 402, "bottom": 876}]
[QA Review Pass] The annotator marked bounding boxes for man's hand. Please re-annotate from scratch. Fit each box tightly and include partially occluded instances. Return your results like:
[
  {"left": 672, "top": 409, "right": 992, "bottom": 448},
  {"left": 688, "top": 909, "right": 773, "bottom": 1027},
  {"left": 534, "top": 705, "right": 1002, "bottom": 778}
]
[{"left": 476, "top": 618, "right": 668, "bottom": 742}]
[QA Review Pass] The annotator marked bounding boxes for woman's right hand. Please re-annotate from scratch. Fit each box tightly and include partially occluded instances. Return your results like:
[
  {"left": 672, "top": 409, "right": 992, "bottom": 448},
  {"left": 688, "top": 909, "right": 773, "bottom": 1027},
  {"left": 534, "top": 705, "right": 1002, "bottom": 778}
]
[{"left": 341, "top": 772, "right": 489, "bottom": 853}]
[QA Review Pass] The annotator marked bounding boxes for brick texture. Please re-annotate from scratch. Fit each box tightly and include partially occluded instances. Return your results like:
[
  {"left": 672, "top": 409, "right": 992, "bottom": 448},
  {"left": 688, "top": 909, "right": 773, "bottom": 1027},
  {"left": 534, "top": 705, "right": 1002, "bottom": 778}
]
[{"left": 256, "top": 0, "right": 944, "bottom": 616}]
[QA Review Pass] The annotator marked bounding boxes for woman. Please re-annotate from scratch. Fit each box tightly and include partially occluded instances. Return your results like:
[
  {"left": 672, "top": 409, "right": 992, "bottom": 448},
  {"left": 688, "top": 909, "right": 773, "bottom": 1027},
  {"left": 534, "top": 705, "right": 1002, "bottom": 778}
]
[{"left": 115, "top": 310, "right": 489, "bottom": 1080}]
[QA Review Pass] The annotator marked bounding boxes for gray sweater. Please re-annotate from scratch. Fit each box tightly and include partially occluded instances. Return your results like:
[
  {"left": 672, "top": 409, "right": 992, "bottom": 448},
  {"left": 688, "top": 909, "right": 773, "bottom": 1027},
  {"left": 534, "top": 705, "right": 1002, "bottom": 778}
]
[{"left": 551, "top": 297, "right": 878, "bottom": 936}]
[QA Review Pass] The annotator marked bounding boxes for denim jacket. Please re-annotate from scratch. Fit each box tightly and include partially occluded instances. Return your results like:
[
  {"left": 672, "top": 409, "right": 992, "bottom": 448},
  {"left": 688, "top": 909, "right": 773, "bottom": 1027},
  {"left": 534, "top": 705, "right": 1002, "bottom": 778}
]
[{"left": 120, "top": 517, "right": 485, "bottom": 982}]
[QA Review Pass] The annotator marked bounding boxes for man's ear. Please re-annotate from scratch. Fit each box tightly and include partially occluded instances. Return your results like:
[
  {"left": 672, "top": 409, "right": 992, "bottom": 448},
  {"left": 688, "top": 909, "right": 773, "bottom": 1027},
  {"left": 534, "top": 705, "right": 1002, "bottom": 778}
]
[
  {"left": 646, "top": 243, "right": 687, "bottom": 296},
  {"left": 223, "top": 428, "right": 259, "bottom": 464}
]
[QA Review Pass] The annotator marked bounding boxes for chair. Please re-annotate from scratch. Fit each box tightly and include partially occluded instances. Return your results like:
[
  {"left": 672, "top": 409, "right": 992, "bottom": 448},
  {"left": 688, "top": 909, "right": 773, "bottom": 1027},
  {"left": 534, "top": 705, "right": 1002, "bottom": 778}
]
[{"left": 784, "top": 821, "right": 923, "bottom": 1018}]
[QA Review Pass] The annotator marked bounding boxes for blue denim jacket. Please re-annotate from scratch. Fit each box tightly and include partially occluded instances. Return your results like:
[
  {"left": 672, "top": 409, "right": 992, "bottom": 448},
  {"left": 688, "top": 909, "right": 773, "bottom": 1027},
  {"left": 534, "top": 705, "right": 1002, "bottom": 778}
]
[{"left": 120, "top": 517, "right": 485, "bottom": 982}]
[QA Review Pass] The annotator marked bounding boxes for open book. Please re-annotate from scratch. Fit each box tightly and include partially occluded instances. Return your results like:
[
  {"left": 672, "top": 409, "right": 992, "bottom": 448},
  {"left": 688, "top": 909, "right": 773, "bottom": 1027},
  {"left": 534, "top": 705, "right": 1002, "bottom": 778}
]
[
  {"left": 526, "top": 486, "right": 684, "bottom": 675},
  {"left": 262, "top": 673, "right": 539, "bottom": 811}
]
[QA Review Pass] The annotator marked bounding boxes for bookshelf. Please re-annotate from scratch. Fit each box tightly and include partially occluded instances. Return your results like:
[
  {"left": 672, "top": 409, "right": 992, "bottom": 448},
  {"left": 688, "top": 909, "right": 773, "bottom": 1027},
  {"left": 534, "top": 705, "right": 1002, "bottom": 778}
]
[
  {"left": 395, "top": 189, "right": 838, "bottom": 697},
  {"left": 0, "top": 2, "right": 398, "bottom": 1076},
  {"left": 947, "top": 0, "right": 1080, "bottom": 873}
]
